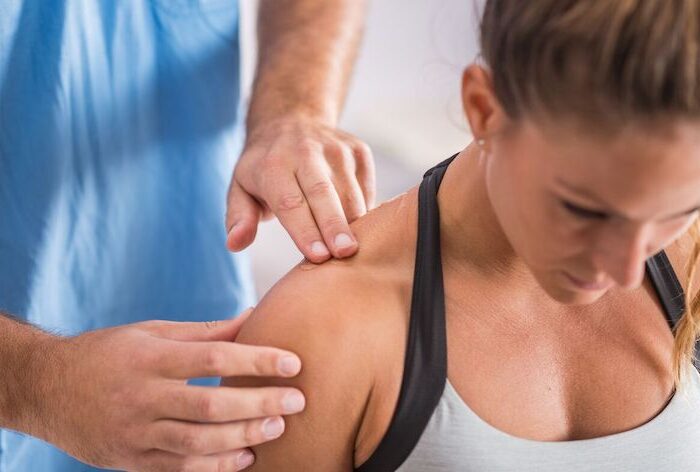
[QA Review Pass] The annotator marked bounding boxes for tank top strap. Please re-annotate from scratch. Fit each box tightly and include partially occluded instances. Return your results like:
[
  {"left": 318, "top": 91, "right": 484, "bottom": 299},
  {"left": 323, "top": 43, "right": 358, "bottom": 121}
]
[
  {"left": 355, "top": 156, "right": 454, "bottom": 472},
  {"left": 646, "top": 251, "right": 700, "bottom": 371}
]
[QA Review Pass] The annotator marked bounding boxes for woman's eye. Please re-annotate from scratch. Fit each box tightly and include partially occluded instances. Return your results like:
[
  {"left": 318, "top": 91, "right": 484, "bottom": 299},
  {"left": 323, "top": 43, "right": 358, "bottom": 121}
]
[{"left": 561, "top": 201, "right": 608, "bottom": 220}]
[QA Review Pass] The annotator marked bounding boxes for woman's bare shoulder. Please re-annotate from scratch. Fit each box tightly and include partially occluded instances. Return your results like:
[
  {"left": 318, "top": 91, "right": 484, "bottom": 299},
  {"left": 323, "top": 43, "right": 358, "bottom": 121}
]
[
  {"left": 223, "top": 189, "right": 418, "bottom": 471},
  {"left": 242, "top": 186, "right": 418, "bottom": 346}
]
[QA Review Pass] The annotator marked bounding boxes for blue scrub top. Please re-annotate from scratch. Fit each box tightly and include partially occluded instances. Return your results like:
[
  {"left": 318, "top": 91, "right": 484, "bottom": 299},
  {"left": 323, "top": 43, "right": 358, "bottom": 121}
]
[{"left": 0, "top": 1, "right": 255, "bottom": 470}]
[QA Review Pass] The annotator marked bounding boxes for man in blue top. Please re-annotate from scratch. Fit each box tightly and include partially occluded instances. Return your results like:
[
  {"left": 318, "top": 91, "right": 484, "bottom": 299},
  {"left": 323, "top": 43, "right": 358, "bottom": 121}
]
[{"left": 0, "top": 1, "right": 374, "bottom": 470}]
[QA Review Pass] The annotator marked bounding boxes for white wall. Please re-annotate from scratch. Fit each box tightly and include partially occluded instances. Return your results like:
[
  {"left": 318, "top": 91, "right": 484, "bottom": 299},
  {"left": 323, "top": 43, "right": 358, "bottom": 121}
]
[
  {"left": 341, "top": 0, "right": 480, "bottom": 170},
  {"left": 241, "top": 0, "right": 481, "bottom": 170}
]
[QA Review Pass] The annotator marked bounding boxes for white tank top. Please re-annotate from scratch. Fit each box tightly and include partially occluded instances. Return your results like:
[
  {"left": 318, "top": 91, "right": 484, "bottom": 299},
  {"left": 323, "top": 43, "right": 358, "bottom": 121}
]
[{"left": 397, "top": 369, "right": 700, "bottom": 471}]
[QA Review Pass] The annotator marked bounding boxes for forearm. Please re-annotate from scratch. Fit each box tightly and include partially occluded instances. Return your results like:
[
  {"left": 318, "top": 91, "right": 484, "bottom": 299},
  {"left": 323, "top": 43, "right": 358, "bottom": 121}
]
[
  {"left": 0, "top": 312, "right": 55, "bottom": 433},
  {"left": 248, "top": 0, "right": 367, "bottom": 133}
]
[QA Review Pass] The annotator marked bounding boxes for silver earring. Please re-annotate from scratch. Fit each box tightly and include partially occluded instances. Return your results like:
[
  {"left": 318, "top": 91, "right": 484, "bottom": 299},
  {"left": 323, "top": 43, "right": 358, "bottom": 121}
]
[{"left": 476, "top": 138, "right": 485, "bottom": 147}]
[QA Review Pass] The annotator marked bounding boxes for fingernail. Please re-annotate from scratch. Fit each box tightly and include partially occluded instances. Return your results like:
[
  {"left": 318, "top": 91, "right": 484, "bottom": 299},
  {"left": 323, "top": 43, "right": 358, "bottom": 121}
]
[
  {"left": 334, "top": 233, "right": 354, "bottom": 249},
  {"left": 228, "top": 221, "right": 240, "bottom": 235},
  {"left": 263, "top": 417, "right": 285, "bottom": 439},
  {"left": 310, "top": 241, "right": 330, "bottom": 257},
  {"left": 278, "top": 355, "right": 301, "bottom": 376},
  {"left": 283, "top": 391, "right": 306, "bottom": 414},
  {"left": 237, "top": 450, "right": 255, "bottom": 469}
]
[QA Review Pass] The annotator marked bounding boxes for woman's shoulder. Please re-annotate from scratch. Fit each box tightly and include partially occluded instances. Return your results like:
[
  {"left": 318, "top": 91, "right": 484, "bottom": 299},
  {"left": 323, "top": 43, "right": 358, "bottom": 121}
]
[
  {"left": 244, "top": 186, "right": 419, "bottom": 344},
  {"left": 223, "top": 189, "right": 419, "bottom": 470}
]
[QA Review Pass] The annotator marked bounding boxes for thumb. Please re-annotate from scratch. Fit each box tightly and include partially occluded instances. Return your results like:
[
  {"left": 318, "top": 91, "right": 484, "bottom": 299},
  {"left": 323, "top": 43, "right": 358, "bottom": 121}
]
[
  {"left": 226, "top": 178, "right": 262, "bottom": 252},
  {"left": 143, "top": 307, "right": 255, "bottom": 342}
]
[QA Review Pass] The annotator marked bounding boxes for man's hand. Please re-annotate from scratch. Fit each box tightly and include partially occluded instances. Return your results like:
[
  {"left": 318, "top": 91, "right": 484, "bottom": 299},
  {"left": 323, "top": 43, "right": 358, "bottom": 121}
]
[
  {"left": 13, "top": 309, "right": 305, "bottom": 471},
  {"left": 226, "top": 0, "right": 371, "bottom": 262},
  {"left": 226, "top": 116, "right": 375, "bottom": 263}
]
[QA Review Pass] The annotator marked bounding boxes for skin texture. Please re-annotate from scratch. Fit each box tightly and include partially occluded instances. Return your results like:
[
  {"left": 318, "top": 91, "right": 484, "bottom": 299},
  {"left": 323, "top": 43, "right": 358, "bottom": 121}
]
[
  {"left": 222, "top": 65, "right": 700, "bottom": 469},
  {"left": 0, "top": 2, "right": 369, "bottom": 471},
  {"left": 226, "top": 0, "right": 375, "bottom": 263}
]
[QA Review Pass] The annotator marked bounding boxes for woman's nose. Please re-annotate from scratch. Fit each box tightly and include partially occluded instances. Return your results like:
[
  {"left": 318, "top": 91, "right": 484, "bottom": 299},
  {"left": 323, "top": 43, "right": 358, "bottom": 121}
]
[{"left": 596, "top": 224, "right": 651, "bottom": 289}]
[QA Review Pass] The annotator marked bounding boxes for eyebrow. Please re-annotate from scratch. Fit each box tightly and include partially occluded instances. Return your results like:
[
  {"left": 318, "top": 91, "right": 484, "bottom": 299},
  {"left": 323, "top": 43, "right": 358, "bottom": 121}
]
[{"left": 554, "top": 178, "right": 700, "bottom": 221}]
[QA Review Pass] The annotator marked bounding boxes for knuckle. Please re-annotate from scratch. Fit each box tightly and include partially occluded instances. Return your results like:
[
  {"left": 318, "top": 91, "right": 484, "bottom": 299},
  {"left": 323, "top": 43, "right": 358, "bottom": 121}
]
[
  {"left": 260, "top": 392, "right": 281, "bottom": 416},
  {"left": 216, "top": 456, "right": 237, "bottom": 472},
  {"left": 299, "top": 228, "right": 324, "bottom": 247},
  {"left": 321, "top": 215, "right": 348, "bottom": 232},
  {"left": 260, "top": 152, "right": 285, "bottom": 169},
  {"left": 252, "top": 351, "right": 274, "bottom": 376},
  {"left": 275, "top": 192, "right": 306, "bottom": 212},
  {"left": 139, "top": 344, "right": 167, "bottom": 368},
  {"left": 296, "top": 140, "right": 319, "bottom": 158},
  {"left": 324, "top": 142, "right": 346, "bottom": 161},
  {"left": 180, "top": 429, "right": 205, "bottom": 455},
  {"left": 243, "top": 420, "right": 262, "bottom": 446},
  {"left": 255, "top": 156, "right": 284, "bottom": 184},
  {"left": 137, "top": 319, "right": 165, "bottom": 330},
  {"left": 355, "top": 142, "right": 373, "bottom": 160},
  {"left": 196, "top": 392, "right": 220, "bottom": 421},
  {"left": 202, "top": 346, "right": 227, "bottom": 374},
  {"left": 306, "top": 179, "right": 335, "bottom": 199}
]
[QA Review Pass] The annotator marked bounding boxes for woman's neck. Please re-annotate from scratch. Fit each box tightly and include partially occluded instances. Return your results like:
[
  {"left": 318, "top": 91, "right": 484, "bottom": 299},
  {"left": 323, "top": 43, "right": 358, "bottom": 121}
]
[{"left": 437, "top": 145, "right": 536, "bottom": 285}]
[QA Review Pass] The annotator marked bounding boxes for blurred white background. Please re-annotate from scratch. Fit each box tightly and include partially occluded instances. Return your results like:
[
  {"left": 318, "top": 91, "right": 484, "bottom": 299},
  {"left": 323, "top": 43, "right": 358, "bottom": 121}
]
[{"left": 241, "top": 0, "right": 482, "bottom": 295}]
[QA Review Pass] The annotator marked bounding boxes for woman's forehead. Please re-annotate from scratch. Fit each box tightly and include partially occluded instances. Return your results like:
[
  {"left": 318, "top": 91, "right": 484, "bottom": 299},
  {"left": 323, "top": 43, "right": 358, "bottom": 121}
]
[
  {"left": 523, "top": 120, "right": 700, "bottom": 215},
  {"left": 523, "top": 119, "right": 700, "bottom": 172}
]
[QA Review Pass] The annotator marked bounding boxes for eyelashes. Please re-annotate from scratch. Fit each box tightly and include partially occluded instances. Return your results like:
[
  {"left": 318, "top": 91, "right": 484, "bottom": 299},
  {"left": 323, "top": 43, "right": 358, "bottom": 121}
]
[
  {"left": 561, "top": 200, "right": 700, "bottom": 222},
  {"left": 561, "top": 201, "right": 608, "bottom": 220}
]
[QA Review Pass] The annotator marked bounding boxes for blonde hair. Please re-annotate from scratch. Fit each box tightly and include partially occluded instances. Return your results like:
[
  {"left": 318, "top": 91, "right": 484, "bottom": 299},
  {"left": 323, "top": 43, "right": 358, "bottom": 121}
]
[{"left": 479, "top": 0, "right": 700, "bottom": 383}]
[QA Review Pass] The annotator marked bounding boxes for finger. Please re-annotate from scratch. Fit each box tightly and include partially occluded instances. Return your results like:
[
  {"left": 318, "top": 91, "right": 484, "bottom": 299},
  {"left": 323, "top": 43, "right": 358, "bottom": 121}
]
[
  {"left": 138, "top": 448, "right": 255, "bottom": 472},
  {"left": 296, "top": 164, "right": 358, "bottom": 259},
  {"left": 155, "top": 384, "right": 306, "bottom": 422},
  {"left": 334, "top": 168, "right": 367, "bottom": 223},
  {"left": 226, "top": 178, "right": 263, "bottom": 252},
  {"left": 150, "top": 416, "right": 286, "bottom": 457},
  {"left": 331, "top": 144, "right": 367, "bottom": 223},
  {"left": 353, "top": 141, "right": 376, "bottom": 210},
  {"left": 156, "top": 341, "right": 303, "bottom": 379},
  {"left": 140, "top": 309, "right": 254, "bottom": 342},
  {"left": 263, "top": 169, "right": 331, "bottom": 263}
]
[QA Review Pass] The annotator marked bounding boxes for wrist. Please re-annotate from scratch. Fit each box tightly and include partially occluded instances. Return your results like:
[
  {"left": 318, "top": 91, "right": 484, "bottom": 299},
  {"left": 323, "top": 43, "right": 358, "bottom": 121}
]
[
  {"left": 1, "top": 321, "right": 61, "bottom": 435},
  {"left": 245, "top": 112, "right": 335, "bottom": 146}
]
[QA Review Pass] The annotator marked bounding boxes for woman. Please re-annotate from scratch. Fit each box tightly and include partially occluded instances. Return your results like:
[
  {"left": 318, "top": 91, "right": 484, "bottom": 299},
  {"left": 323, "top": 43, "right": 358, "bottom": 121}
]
[{"left": 224, "top": 1, "right": 700, "bottom": 470}]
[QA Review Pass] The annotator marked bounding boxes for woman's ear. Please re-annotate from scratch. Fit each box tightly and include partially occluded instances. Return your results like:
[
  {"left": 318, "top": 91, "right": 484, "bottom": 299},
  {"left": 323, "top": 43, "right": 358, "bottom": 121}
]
[{"left": 461, "top": 64, "right": 506, "bottom": 149}]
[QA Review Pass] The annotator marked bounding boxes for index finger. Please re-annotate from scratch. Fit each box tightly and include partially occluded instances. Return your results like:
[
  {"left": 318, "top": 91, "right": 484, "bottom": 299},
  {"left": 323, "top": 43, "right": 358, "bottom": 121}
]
[
  {"left": 263, "top": 169, "right": 331, "bottom": 263},
  {"left": 156, "top": 340, "right": 302, "bottom": 379},
  {"left": 296, "top": 166, "right": 358, "bottom": 258}
]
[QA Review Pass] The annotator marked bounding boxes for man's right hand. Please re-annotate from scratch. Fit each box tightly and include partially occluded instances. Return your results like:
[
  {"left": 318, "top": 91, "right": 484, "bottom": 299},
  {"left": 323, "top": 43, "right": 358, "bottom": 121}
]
[{"left": 19, "top": 309, "right": 305, "bottom": 471}]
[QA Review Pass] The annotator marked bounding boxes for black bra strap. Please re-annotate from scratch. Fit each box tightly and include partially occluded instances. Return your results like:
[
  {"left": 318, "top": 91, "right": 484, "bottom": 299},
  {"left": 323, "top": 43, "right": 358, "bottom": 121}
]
[
  {"left": 355, "top": 156, "right": 454, "bottom": 472},
  {"left": 646, "top": 251, "right": 700, "bottom": 370},
  {"left": 646, "top": 251, "right": 685, "bottom": 327}
]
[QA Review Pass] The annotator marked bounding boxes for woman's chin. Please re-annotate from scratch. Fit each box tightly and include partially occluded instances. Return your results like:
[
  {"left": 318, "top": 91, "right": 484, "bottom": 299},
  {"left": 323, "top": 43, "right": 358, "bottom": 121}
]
[{"left": 544, "top": 282, "right": 609, "bottom": 305}]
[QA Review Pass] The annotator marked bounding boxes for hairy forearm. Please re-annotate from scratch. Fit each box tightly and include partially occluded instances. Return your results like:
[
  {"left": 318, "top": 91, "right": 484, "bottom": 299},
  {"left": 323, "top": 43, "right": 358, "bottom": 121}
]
[
  {"left": 0, "top": 312, "right": 55, "bottom": 432},
  {"left": 248, "top": 0, "right": 367, "bottom": 133}
]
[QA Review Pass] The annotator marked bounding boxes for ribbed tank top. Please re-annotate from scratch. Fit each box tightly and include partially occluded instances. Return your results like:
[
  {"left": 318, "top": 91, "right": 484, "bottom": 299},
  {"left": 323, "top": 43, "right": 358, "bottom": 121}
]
[{"left": 356, "top": 156, "right": 700, "bottom": 472}]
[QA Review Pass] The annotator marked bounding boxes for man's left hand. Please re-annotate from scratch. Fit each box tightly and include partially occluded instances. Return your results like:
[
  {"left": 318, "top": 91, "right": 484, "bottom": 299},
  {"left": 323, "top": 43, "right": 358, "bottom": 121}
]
[{"left": 226, "top": 116, "right": 375, "bottom": 263}]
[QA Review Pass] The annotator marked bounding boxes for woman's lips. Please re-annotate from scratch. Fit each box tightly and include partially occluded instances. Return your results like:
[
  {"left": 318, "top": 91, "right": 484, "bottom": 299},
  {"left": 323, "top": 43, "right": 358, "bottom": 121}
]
[{"left": 563, "top": 272, "right": 612, "bottom": 291}]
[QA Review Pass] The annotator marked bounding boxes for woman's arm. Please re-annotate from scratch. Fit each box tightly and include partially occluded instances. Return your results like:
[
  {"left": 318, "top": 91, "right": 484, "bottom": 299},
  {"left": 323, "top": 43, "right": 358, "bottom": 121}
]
[{"left": 223, "top": 262, "right": 378, "bottom": 471}]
